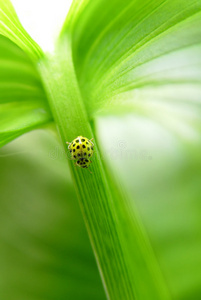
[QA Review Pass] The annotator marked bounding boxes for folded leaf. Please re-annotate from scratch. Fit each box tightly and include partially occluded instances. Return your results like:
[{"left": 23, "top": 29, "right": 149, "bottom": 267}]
[
  {"left": 0, "top": 36, "right": 51, "bottom": 148},
  {"left": 63, "top": 0, "right": 201, "bottom": 121},
  {"left": 60, "top": 0, "right": 201, "bottom": 299},
  {"left": 0, "top": 0, "right": 43, "bottom": 61}
]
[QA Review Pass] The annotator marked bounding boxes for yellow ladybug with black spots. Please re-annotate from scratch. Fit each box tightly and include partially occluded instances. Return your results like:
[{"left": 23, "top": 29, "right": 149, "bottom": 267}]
[{"left": 66, "top": 136, "right": 94, "bottom": 170}]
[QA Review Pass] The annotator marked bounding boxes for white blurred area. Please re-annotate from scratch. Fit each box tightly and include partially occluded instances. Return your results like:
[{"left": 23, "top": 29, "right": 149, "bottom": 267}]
[{"left": 11, "top": 0, "right": 73, "bottom": 52}]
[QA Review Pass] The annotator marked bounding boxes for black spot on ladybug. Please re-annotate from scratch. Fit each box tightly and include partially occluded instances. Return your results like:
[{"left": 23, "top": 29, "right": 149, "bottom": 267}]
[
  {"left": 86, "top": 141, "right": 89, "bottom": 145},
  {"left": 87, "top": 147, "right": 90, "bottom": 151},
  {"left": 78, "top": 153, "right": 81, "bottom": 157},
  {"left": 86, "top": 159, "right": 89, "bottom": 163},
  {"left": 88, "top": 154, "right": 91, "bottom": 157},
  {"left": 76, "top": 139, "right": 79, "bottom": 143},
  {"left": 91, "top": 147, "right": 94, "bottom": 150},
  {"left": 70, "top": 150, "right": 72, "bottom": 153},
  {"left": 81, "top": 139, "right": 85, "bottom": 142},
  {"left": 73, "top": 149, "right": 75, "bottom": 152},
  {"left": 74, "top": 155, "right": 76, "bottom": 158},
  {"left": 77, "top": 145, "right": 80, "bottom": 149},
  {"left": 73, "top": 144, "right": 76, "bottom": 147},
  {"left": 84, "top": 152, "right": 87, "bottom": 156},
  {"left": 83, "top": 145, "right": 86, "bottom": 148}
]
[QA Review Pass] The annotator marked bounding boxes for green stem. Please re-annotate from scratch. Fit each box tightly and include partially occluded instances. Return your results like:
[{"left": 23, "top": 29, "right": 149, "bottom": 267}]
[{"left": 38, "top": 36, "right": 170, "bottom": 300}]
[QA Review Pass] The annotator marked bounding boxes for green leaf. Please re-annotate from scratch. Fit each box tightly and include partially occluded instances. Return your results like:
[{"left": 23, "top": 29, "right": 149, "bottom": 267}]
[
  {"left": 0, "top": 131, "right": 106, "bottom": 300},
  {"left": 0, "top": 0, "right": 43, "bottom": 61},
  {"left": 58, "top": 0, "right": 201, "bottom": 299},
  {"left": 0, "top": 36, "right": 51, "bottom": 148},
  {"left": 39, "top": 36, "right": 171, "bottom": 300},
  {"left": 63, "top": 0, "right": 201, "bottom": 119}
]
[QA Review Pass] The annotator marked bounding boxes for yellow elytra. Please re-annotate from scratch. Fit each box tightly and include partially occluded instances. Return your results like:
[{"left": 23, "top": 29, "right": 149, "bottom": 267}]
[{"left": 66, "top": 136, "right": 94, "bottom": 163}]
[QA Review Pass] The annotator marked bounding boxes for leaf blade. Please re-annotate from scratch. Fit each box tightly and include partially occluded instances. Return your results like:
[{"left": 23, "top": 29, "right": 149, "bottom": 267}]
[
  {"left": 0, "top": 0, "right": 43, "bottom": 61},
  {"left": 39, "top": 35, "right": 171, "bottom": 300},
  {"left": 65, "top": 0, "right": 201, "bottom": 120},
  {"left": 0, "top": 36, "right": 51, "bottom": 148}
]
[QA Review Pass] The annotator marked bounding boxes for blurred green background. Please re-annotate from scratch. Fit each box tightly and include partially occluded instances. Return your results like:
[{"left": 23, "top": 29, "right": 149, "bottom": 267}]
[
  {"left": 1, "top": 114, "right": 201, "bottom": 299},
  {"left": 0, "top": 129, "right": 106, "bottom": 300},
  {"left": 97, "top": 115, "right": 201, "bottom": 300}
]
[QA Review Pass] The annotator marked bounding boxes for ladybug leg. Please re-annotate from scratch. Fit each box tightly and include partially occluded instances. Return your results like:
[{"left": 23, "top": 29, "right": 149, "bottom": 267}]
[
  {"left": 87, "top": 168, "right": 92, "bottom": 174},
  {"left": 66, "top": 141, "right": 71, "bottom": 149},
  {"left": 90, "top": 138, "right": 94, "bottom": 146},
  {"left": 86, "top": 161, "right": 93, "bottom": 174}
]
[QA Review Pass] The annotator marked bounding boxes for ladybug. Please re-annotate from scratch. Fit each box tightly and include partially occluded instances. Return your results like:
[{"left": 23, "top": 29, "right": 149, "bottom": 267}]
[{"left": 66, "top": 136, "right": 94, "bottom": 170}]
